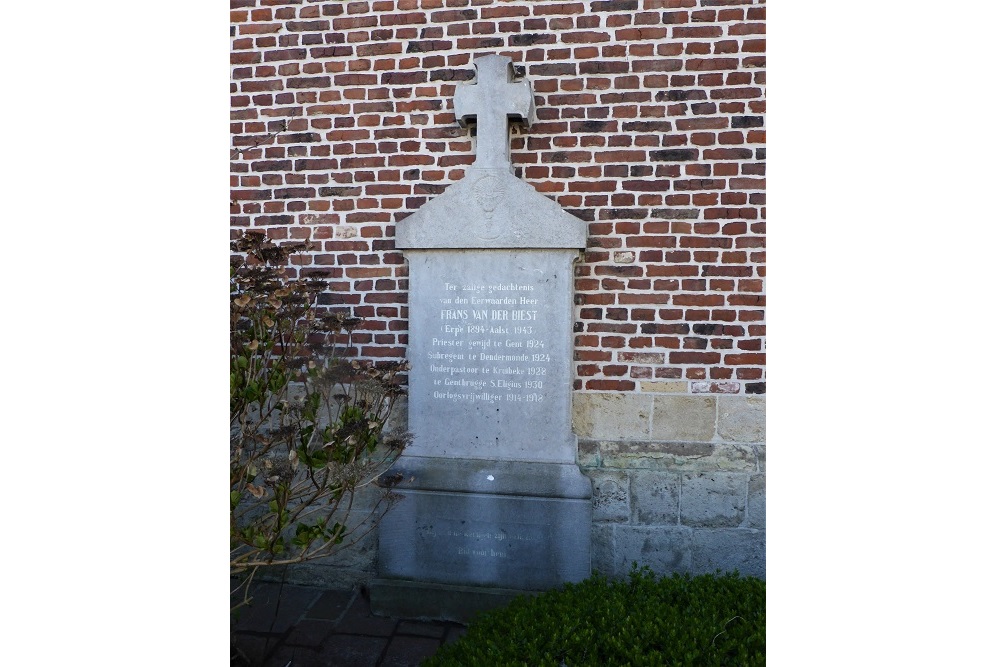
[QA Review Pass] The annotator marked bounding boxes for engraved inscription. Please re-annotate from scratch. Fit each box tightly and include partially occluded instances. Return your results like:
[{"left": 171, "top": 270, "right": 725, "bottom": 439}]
[
  {"left": 430, "top": 280, "right": 549, "bottom": 404},
  {"left": 416, "top": 520, "right": 545, "bottom": 561}
]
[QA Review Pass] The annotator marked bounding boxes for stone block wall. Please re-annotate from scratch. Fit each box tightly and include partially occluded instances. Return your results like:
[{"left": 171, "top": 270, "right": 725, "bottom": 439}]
[
  {"left": 281, "top": 392, "right": 765, "bottom": 587},
  {"left": 576, "top": 391, "right": 764, "bottom": 578}
]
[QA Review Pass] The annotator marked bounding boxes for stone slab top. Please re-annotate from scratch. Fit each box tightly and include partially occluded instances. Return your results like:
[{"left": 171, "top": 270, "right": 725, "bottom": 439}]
[{"left": 377, "top": 455, "right": 593, "bottom": 499}]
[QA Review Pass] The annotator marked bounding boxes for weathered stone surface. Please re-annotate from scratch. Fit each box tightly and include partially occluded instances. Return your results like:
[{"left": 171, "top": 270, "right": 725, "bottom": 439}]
[
  {"left": 585, "top": 469, "right": 630, "bottom": 522},
  {"left": 572, "top": 392, "right": 651, "bottom": 441},
  {"left": 605, "top": 525, "right": 693, "bottom": 577},
  {"left": 747, "top": 474, "right": 765, "bottom": 529},
  {"left": 590, "top": 524, "right": 615, "bottom": 577},
  {"left": 384, "top": 395, "right": 408, "bottom": 437},
  {"left": 639, "top": 380, "right": 688, "bottom": 393},
  {"left": 381, "top": 457, "right": 592, "bottom": 498},
  {"left": 717, "top": 395, "right": 765, "bottom": 443},
  {"left": 454, "top": 54, "right": 535, "bottom": 170},
  {"left": 396, "top": 57, "right": 583, "bottom": 251},
  {"left": 378, "top": 483, "right": 591, "bottom": 589},
  {"left": 651, "top": 395, "right": 717, "bottom": 442},
  {"left": 283, "top": 490, "right": 384, "bottom": 587},
  {"left": 578, "top": 440, "right": 757, "bottom": 472},
  {"left": 679, "top": 472, "right": 747, "bottom": 528},
  {"left": 396, "top": 172, "right": 587, "bottom": 249},
  {"left": 630, "top": 469, "right": 680, "bottom": 525},
  {"left": 593, "top": 522, "right": 764, "bottom": 580},
  {"left": 690, "top": 528, "right": 765, "bottom": 578},
  {"left": 577, "top": 439, "right": 604, "bottom": 468},
  {"left": 403, "top": 250, "right": 579, "bottom": 463}
]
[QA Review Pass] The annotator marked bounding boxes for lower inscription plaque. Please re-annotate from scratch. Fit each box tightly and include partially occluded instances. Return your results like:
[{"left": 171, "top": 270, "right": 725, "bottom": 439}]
[{"left": 378, "top": 485, "right": 591, "bottom": 590}]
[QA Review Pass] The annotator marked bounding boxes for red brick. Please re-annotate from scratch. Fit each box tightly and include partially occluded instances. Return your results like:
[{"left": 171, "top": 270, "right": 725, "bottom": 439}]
[
  {"left": 728, "top": 23, "right": 765, "bottom": 36},
  {"left": 724, "top": 353, "right": 765, "bottom": 365},
  {"left": 669, "top": 351, "right": 721, "bottom": 364},
  {"left": 685, "top": 58, "right": 739, "bottom": 71}
]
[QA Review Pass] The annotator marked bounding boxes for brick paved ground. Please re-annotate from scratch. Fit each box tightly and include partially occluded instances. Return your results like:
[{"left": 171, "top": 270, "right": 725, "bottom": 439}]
[{"left": 231, "top": 582, "right": 466, "bottom": 667}]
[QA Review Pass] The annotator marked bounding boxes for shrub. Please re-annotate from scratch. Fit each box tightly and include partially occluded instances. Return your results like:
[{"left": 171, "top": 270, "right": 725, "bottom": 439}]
[
  {"left": 230, "top": 231, "right": 409, "bottom": 608},
  {"left": 424, "top": 568, "right": 765, "bottom": 667}
]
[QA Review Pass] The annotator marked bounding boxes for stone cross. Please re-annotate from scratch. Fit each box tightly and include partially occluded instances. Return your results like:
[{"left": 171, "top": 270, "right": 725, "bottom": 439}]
[{"left": 453, "top": 54, "right": 535, "bottom": 171}]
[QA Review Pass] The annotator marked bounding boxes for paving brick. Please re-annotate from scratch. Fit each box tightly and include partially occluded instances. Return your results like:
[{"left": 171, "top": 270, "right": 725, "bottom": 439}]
[
  {"left": 318, "top": 634, "right": 389, "bottom": 666},
  {"left": 285, "top": 618, "right": 338, "bottom": 647},
  {"left": 231, "top": 583, "right": 321, "bottom": 634},
  {"left": 396, "top": 620, "right": 447, "bottom": 639},
  {"left": 336, "top": 594, "right": 399, "bottom": 636},
  {"left": 305, "top": 589, "right": 356, "bottom": 621},
  {"left": 381, "top": 636, "right": 443, "bottom": 666}
]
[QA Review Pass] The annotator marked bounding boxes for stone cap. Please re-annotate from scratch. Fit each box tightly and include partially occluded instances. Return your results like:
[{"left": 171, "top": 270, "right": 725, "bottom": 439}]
[
  {"left": 395, "top": 168, "right": 587, "bottom": 249},
  {"left": 377, "top": 455, "right": 593, "bottom": 499}
]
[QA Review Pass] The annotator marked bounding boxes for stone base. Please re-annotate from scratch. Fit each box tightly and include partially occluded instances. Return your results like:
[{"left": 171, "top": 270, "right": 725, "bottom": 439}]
[
  {"left": 369, "top": 578, "right": 537, "bottom": 623},
  {"left": 375, "top": 456, "right": 592, "bottom": 604}
]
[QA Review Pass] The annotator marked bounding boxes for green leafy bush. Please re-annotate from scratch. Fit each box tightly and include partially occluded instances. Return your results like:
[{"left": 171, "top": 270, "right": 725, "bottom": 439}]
[
  {"left": 424, "top": 568, "right": 764, "bottom": 667},
  {"left": 230, "top": 231, "right": 409, "bottom": 608}
]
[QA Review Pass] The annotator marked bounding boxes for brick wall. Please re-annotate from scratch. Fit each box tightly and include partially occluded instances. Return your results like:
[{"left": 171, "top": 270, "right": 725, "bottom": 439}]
[
  {"left": 231, "top": 0, "right": 766, "bottom": 583},
  {"left": 230, "top": 0, "right": 766, "bottom": 395}
]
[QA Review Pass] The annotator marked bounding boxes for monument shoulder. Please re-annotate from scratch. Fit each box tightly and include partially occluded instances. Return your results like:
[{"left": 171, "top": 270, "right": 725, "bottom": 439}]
[{"left": 396, "top": 169, "right": 587, "bottom": 250}]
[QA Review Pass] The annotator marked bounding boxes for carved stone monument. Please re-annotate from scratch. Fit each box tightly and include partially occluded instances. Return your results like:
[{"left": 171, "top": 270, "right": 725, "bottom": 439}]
[{"left": 371, "top": 55, "right": 591, "bottom": 621}]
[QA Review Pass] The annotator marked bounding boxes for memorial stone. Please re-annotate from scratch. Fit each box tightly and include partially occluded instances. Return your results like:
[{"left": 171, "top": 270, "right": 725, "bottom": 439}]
[{"left": 372, "top": 55, "right": 591, "bottom": 621}]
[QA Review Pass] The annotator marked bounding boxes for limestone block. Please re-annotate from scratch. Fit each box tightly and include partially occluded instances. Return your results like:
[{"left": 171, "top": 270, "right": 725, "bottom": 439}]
[
  {"left": 690, "top": 528, "right": 765, "bottom": 579},
  {"left": 375, "top": 461, "right": 593, "bottom": 594},
  {"left": 639, "top": 380, "right": 688, "bottom": 393},
  {"left": 384, "top": 395, "right": 409, "bottom": 437},
  {"left": 585, "top": 469, "right": 630, "bottom": 522},
  {"left": 607, "top": 525, "right": 693, "bottom": 578},
  {"left": 576, "top": 439, "right": 603, "bottom": 468},
  {"left": 590, "top": 524, "right": 615, "bottom": 577},
  {"left": 630, "top": 470, "right": 680, "bottom": 525},
  {"left": 717, "top": 395, "right": 765, "bottom": 443},
  {"left": 747, "top": 474, "right": 765, "bottom": 529},
  {"left": 404, "top": 250, "right": 579, "bottom": 463},
  {"left": 572, "top": 392, "right": 651, "bottom": 441},
  {"left": 580, "top": 441, "right": 757, "bottom": 472},
  {"left": 650, "top": 395, "right": 716, "bottom": 442},
  {"left": 680, "top": 472, "right": 747, "bottom": 528}
]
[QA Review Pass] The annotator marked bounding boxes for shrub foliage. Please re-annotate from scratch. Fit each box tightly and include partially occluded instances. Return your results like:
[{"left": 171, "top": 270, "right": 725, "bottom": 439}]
[
  {"left": 230, "top": 232, "right": 408, "bottom": 605},
  {"left": 425, "top": 568, "right": 765, "bottom": 667}
]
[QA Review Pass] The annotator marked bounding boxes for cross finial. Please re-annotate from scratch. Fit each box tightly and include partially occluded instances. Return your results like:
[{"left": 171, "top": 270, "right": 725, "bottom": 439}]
[{"left": 453, "top": 55, "right": 535, "bottom": 171}]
